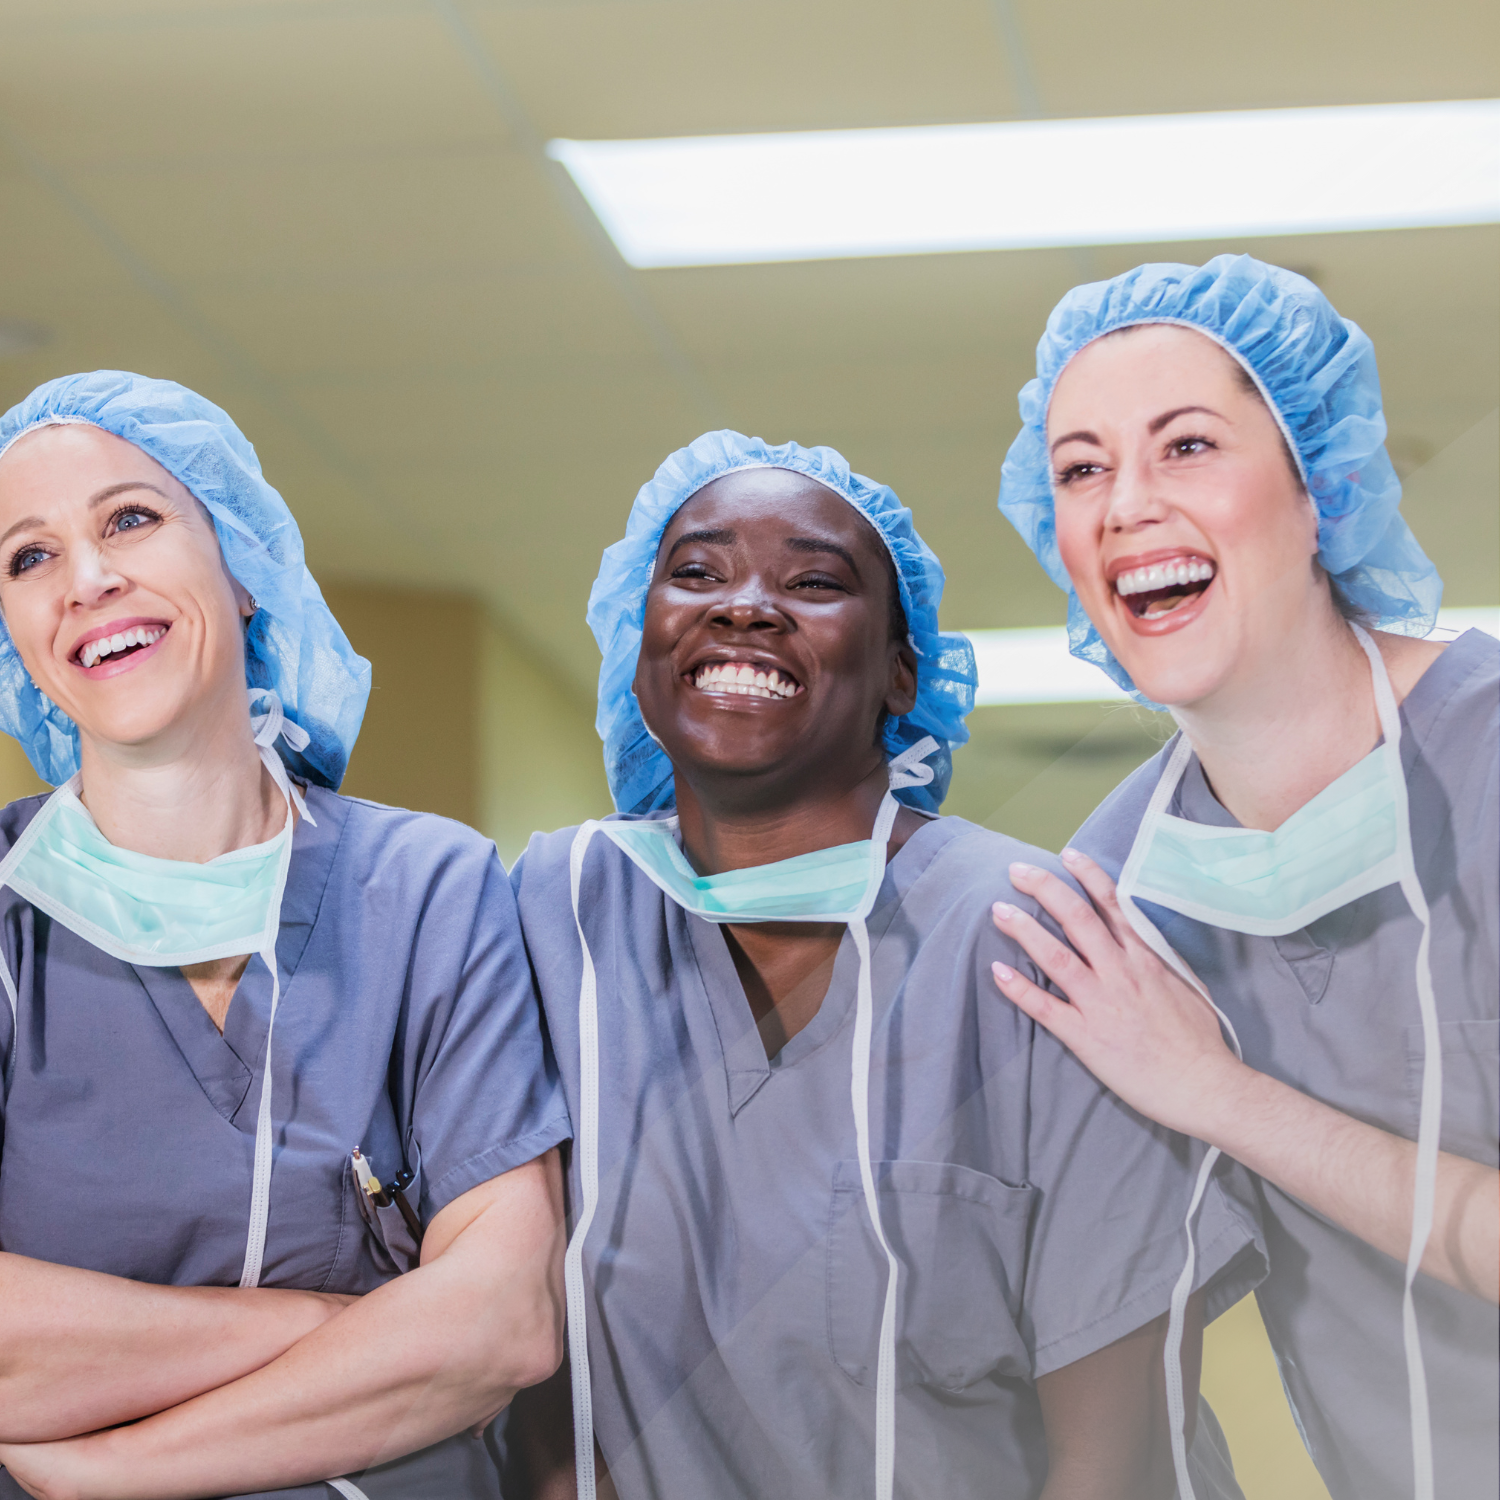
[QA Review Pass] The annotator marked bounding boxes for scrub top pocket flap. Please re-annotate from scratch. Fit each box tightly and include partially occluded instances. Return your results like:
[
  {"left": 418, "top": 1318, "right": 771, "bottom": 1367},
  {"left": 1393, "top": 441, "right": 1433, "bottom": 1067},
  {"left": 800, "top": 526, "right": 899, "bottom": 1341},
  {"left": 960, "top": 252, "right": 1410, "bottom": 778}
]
[{"left": 827, "top": 1159, "right": 1036, "bottom": 1391}]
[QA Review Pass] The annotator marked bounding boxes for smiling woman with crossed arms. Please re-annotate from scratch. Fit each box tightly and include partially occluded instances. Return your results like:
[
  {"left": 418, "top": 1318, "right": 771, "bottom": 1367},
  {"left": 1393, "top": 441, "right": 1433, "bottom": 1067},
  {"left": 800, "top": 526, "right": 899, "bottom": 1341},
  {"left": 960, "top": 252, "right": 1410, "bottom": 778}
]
[{"left": 0, "top": 372, "right": 569, "bottom": 1500}]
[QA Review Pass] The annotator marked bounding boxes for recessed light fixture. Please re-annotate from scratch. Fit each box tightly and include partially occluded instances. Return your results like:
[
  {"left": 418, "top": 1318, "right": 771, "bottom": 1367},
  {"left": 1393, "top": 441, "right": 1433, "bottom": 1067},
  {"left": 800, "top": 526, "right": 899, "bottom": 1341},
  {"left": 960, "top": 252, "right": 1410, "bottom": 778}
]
[
  {"left": 549, "top": 100, "right": 1500, "bottom": 269},
  {"left": 964, "top": 609, "right": 1499, "bottom": 707}
]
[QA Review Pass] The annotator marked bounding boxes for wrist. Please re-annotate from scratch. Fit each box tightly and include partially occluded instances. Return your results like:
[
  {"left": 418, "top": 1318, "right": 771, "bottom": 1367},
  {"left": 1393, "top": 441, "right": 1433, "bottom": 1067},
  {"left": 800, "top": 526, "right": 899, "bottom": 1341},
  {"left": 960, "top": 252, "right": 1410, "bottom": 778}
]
[
  {"left": 1183, "top": 1051, "right": 1262, "bottom": 1152},
  {"left": 1188, "top": 1056, "right": 1284, "bottom": 1158}
]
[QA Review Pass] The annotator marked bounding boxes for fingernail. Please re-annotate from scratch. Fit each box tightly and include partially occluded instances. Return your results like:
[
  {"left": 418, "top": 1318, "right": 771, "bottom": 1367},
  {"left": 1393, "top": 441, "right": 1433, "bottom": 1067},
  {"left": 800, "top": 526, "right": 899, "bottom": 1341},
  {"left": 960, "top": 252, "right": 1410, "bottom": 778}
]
[
  {"left": 1010, "top": 862, "right": 1036, "bottom": 879},
  {"left": 992, "top": 961, "right": 1016, "bottom": 983},
  {"left": 993, "top": 901, "right": 1018, "bottom": 920},
  {"left": 1061, "top": 847, "right": 1084, "bottom": 865}
]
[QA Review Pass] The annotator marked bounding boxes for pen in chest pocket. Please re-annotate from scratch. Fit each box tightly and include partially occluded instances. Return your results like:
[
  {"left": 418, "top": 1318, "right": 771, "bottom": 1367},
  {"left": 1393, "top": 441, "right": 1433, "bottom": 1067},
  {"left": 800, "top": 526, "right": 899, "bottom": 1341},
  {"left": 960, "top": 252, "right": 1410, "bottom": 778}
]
[{"left": 351, "top": 1146, "right": 424, "bottom": 1249}]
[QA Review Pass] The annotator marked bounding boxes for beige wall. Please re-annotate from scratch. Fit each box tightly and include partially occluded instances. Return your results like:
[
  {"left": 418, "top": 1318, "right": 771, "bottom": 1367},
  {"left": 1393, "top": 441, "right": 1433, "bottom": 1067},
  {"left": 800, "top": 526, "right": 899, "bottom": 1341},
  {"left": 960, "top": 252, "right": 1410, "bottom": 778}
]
[
  {"left": 323, "top": 584, "right": 482, "bottom": 828},
  {"left": 479, "top": 611, "right": 612, "bottom": 867}
]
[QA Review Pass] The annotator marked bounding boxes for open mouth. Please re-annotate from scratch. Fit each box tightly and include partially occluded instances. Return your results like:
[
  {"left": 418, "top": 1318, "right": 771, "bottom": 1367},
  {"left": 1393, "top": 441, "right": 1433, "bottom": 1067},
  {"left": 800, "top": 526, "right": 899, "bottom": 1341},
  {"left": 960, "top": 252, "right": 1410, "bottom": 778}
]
[
  {"left": 75, "top": 623, "right": 169, "bottom": 671},
  {"left": 689, "top": 659, "right": 803, "bottom": 700},
  {"left": 1114, "top": 557, "right": 1216, "bottom": 620}
]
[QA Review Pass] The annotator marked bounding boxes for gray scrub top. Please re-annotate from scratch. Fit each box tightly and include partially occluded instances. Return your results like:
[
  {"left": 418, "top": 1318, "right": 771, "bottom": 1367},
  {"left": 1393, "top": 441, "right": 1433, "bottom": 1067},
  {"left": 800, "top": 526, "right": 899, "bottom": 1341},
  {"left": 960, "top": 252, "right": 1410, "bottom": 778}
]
[
  {"left": 0, "top": 785, "right": 571, "bottom": 1500},
  {"left": 513, "top": 813, "right": 1264, "bottom": 1500},
  {"left": 1072, "top": 628, "right": 1500, "bottom": 1500}
]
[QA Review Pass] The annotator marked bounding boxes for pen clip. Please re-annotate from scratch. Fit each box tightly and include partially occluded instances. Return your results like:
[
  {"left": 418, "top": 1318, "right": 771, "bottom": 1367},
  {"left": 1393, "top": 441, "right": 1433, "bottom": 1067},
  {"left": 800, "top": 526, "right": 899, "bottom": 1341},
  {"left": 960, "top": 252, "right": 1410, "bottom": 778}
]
[{"left": 351, "top": 1146, "right": 391, "bottom": 1206}]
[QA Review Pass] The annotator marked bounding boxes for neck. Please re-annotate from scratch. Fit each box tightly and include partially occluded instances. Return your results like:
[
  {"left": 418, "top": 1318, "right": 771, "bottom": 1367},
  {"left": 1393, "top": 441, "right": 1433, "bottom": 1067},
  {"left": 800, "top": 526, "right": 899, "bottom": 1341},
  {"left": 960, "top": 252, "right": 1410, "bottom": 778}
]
[
  {"left": 1172, "top": 606, "right": 1379, "bottom": 831},
  {"left": 674, "top": 757, "right": 897, "bottom": 874},
  {"left": 75, "top": 694, "right": 288, "bottom": 862}
]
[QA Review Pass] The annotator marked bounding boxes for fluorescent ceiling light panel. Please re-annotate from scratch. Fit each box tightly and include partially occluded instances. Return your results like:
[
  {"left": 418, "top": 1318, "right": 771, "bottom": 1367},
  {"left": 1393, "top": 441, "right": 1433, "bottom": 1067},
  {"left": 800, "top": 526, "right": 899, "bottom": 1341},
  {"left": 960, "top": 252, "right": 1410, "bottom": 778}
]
[
  {"left": 549, "top": 100, "right": 1500, "bottom": 268},
  {"left": 965, "top": 608, "right": 1499, "bottom": 707}
]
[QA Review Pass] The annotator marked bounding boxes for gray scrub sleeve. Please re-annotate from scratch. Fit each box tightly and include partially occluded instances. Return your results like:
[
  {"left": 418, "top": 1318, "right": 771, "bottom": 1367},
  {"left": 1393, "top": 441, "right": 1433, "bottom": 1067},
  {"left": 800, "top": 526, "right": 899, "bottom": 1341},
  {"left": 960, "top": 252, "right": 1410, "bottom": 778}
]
[{"left": 374, "top": 823, "right": 573, "bottom": 1223}]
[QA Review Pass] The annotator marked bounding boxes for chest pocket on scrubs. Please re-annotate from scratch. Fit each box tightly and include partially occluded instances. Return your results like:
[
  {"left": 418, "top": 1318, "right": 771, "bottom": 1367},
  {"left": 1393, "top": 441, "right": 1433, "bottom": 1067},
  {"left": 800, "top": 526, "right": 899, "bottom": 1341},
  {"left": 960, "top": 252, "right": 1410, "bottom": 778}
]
[
  {"left": 1405, "top": 1019, "right": 1500, "bottom": 1165},
  {"left": 351, "top": 1145, "right": 424, "bottom": 1275},
  {"left": 827, "top": 1159, "right": 1035, "bottom": 1391}
]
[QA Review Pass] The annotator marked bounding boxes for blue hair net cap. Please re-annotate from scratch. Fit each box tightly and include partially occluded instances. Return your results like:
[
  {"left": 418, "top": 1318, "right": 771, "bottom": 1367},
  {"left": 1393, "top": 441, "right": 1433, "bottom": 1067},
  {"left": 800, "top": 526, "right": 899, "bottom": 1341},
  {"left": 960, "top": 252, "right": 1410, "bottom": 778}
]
[
  {"left": 590, "top": 430, "right": 978, "bottom": 815},
  {"left": 0, "top": 371, "right": 371, "bottom": 787},
  {"left": 998, "top": 253, "right": 1442, "bottom": 700}
]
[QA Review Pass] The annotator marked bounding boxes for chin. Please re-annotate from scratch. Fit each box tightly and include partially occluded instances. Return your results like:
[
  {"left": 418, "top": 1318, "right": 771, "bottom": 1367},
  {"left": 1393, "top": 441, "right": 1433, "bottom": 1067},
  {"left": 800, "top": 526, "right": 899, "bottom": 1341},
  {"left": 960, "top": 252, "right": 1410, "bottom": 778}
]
[
  {"left": 75, "top": 702, "right": 195, "bottom": 759},
  {"left": 1105, "top": 637, "right": 1235, "bottom": 711}
]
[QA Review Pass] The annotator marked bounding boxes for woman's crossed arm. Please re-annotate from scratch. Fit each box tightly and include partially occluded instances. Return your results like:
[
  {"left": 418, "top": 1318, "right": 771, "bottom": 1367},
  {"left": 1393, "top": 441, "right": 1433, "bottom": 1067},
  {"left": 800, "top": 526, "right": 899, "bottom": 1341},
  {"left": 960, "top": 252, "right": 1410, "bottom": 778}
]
[
  {"left": 0, "top": 1257, "right": 353, "bottom": 1443},
  {"left": 0, "top": 1148, "right": 565, "bottom": 1500}
]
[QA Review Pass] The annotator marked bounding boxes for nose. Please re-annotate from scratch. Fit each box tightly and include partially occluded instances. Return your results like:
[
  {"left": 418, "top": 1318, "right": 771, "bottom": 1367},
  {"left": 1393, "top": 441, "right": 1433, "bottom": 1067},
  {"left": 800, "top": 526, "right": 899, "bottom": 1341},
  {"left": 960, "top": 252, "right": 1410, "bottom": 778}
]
[
  {"left": 65, "top": 542, "right": 129, "bottom": 612},
  {"left": 709, "top": 579, "right": 784, "bottom": 632},
  {"left": 1101, "top": 448, "right": 1170, "bottom": 535}
]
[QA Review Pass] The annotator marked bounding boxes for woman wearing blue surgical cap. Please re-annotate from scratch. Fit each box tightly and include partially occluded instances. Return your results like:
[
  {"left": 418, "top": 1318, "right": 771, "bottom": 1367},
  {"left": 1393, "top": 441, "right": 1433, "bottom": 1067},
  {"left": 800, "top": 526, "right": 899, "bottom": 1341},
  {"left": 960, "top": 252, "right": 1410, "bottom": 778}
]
[
  {"left": 0, "top": 373, "right": 569, "bottom": 1500},
  {"left": 506, "top": 431, "right": 1263, "bottom": 1500},
  {"left": 990, "top": 256, "right": 1498, "bottom": 1500}
]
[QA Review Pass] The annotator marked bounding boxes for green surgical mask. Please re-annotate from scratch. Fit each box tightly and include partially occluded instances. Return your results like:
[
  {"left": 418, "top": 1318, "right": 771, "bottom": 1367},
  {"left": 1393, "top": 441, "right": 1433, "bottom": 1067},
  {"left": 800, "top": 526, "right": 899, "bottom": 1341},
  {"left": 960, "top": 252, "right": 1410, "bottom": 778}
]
[
  {"left": 4, "top": 785, "right": 291, "bottom": 966},
  {"left": 598, "top": 820, "right": 879, "bottom": 924},
  {"left": 1125, "top": 739, "right": 1401, "bottom": 937}
]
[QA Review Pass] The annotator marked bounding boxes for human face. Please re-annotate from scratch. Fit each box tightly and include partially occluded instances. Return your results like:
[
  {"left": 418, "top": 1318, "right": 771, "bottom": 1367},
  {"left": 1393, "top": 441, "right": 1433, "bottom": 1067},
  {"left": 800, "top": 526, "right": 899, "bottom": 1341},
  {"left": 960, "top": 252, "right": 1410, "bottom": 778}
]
[
  {"left": 633, "top": 469, "right": 916, "bottom": 805},
  {"left": 1047, "top": 324, "right": 1322, "bottom": 708},
  {"left": 0, "top": 423, "right": 252, "bottom": 760}
]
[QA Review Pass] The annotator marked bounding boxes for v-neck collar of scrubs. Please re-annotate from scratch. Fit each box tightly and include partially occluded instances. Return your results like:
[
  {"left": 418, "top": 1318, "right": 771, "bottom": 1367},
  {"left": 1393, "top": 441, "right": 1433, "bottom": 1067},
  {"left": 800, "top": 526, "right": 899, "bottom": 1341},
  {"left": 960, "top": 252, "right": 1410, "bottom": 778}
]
[
  {"left": 683, "top": 813, "right": 959, "bottom": 1115},
  {"left": 128, "top": 786, "right": 349, "bottom": 1127}
]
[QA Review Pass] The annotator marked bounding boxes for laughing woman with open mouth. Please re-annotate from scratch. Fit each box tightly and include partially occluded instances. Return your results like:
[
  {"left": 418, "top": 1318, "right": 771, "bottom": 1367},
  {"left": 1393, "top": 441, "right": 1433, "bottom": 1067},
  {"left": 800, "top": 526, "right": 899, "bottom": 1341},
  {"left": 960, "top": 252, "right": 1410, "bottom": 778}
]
[
  {"left": 990, "top": 256, "right": 1498, "bottom": 1500},
  {"left": 506, "top": 432, "right": 1263, "bottom": 1500},
  {"left": 0, "top": 373, "right": 569, "bottom": 1500}
]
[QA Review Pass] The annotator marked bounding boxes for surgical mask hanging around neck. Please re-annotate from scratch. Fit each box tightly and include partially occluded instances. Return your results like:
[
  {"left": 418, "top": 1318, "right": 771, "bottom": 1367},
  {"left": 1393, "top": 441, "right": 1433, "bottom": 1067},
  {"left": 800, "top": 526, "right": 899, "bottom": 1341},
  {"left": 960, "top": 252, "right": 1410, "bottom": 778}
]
[
  {"left": 0, "top": 689, "right": 313, "bottom": 1291},
  {"left": 563, "top": 736, "right": 941, "bottom": 1500},
  {"left": 1115, "top": 625, "right": 1441, "bottom": 1500}
]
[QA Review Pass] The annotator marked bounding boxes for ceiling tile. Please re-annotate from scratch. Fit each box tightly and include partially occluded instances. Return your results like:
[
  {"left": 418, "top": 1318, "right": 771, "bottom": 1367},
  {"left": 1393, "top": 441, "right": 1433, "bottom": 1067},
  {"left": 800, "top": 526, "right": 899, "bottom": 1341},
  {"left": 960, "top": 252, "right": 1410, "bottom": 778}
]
[
  {"left": 473, "top": 0, "right": 1022, "bottom": 138},
  {"left": 1, "top": 4, "right": 506, "bottom": 167},
  {"left": 1016, "top": 0, "right": 1500, "bottom": 117}
]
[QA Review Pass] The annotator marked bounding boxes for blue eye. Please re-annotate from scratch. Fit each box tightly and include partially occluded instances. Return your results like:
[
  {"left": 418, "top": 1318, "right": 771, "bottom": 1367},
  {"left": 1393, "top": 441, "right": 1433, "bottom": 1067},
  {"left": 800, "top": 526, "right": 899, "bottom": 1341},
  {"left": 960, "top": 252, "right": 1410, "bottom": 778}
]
[{"left": 10, "top": 546, "right": 47, "bottom": 576}]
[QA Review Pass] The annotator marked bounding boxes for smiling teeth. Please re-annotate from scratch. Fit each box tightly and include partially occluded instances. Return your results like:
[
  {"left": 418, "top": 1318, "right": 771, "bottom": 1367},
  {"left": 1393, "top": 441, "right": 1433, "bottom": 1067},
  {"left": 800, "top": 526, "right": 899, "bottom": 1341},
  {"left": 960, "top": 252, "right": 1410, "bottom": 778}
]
[
  {"left": 80, "top": 625, "right": 165, "bottom": 669},
  {"left": 692, "top": 661, "right": 801, "bottom": 699},
  {"left": 1114, "top": 558, "right": 1216, "bottom": 597}
]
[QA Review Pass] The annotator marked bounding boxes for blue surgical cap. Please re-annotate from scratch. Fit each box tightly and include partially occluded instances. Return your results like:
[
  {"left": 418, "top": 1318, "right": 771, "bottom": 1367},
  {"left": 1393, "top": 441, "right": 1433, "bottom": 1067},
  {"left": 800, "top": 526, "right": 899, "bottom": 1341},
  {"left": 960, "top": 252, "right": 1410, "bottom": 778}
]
[
  {"left": 590, "top": 430, "right": 978, "bottom": 815},
  {"left": 0, "top": 371, "right": 370, "bottom": 787},
  {"left": 998, "top": 253, "right": 1442, "bottom": 699}
]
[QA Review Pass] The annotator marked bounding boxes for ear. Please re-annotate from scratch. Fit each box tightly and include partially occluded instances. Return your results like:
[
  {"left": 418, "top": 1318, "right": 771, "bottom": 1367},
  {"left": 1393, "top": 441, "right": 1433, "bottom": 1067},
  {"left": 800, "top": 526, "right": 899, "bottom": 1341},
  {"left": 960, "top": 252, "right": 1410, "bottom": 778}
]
[
  {"left": 231, "top": 576, "right": 255, "bottom": 620},
  {"left": 884, "top": 639, "right": 918, "bottom": 719}
]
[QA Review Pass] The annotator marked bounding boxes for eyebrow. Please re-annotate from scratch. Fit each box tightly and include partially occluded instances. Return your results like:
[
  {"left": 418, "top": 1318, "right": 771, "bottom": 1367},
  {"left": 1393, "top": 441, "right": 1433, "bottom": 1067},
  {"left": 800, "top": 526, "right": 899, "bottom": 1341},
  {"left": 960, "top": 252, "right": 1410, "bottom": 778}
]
[
  {"left": 664, "top": 525, "right": 861, "bottom": 578},
  {"left": 665, "top": 527, "right": 736, "bottom": 559},
  {"left": 1050, "top": 405, "right": 1228, "bottom": 454},
  {"left": 785, "top": 535, "right": 860, "bottom": 575},
  {"left": 0, "top": 481, "right": 172, "bottom": 551},
  {"left": 90, "top": 480, "right": 171, "bottom": 508},
  {"left": 1147, "top": 404, "right": 1224, "bottom": 434}
]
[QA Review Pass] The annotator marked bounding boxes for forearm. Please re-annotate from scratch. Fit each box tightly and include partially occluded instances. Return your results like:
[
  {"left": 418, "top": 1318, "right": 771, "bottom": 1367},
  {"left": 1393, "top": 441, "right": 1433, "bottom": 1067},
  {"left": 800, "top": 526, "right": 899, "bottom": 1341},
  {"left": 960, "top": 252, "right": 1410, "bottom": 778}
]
[
  {"left": 1036, "top": 1297, "right": 1197, "bottom": 1500},
  {"left": 0, "top": 1252, "right": 349, "bottom": 1441},
  {"left": 3, "top": 1157, "right": 566, "bottom": 1500},
  {"left": 1198, "top": 1061, "right": 1499, "bottom": 1301}
]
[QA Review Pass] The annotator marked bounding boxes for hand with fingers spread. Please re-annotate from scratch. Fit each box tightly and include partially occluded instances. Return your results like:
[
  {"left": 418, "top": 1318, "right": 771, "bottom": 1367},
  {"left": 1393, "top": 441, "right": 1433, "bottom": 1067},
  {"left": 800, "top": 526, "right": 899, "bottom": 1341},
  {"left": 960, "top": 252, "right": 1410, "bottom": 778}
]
[{"left": 990, "top": 846, "right": 1244, "bottom": 1141}]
